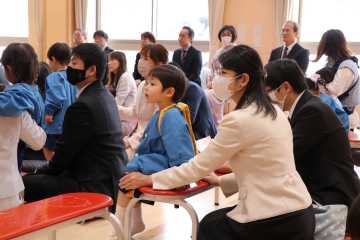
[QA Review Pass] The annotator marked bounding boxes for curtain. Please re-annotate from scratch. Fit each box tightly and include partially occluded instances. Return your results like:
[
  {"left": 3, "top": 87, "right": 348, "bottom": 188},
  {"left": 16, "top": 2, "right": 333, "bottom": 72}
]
[
  {"left": 208, "top": 0, "right": 225, "bottom": 67},
  {"left": 275, "top": 0, "right": 299, "bottom": 46},
  {"left": 74, "top": 0, "right": 88, "bottom": 29},
  {"left": 29, "top": 0, "right": 44, "bottom": 60}
]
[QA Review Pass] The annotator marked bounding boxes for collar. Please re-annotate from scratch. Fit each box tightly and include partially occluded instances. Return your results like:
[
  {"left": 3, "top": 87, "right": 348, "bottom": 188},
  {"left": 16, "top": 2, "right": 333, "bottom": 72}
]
[
  {"left": 288, "top": 90, "right": 305, "bottom": 119},
  {"left": 283, "top": 39, "right": 297, "bottom": 53},
  {"left": 76, "top": 82, "right": 92, "bottom": 98},
  {"left": 182, "top": 44, "right": 191, "bottom": 51}
]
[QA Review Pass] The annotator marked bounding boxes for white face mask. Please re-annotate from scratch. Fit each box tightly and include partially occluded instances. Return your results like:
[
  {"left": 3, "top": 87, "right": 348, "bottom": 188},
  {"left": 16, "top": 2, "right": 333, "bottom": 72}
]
[
  {"left": 268, "top": 84, "right": 287, "bottom": 111},
  {"left": 137, "top": 59, "right": 151, "bottom": 77},
  {"left": 213, "top": 74, "right": 243, "bottom": 100},
  {"left": 221, "top": 36, "right": 232, "bottom": 47}
]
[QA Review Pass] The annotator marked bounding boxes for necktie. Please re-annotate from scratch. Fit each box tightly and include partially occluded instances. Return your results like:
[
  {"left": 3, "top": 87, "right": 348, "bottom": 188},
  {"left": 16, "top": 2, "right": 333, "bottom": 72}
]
[
  {"left": 282, "top": 47, "right": 288, "bottom": 59},
  {"left": 181, "top": 50, "right": 187, "bottom": 64}
]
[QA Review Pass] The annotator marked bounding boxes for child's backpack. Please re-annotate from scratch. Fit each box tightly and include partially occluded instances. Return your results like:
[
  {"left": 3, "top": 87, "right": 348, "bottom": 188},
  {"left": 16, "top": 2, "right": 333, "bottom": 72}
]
[{"left": 157, "top": 102, "right": 198, "bottom": 155}]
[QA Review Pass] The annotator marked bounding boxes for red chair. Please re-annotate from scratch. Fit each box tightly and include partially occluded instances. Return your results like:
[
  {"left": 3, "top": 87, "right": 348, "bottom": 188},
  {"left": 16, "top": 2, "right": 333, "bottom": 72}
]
[
  {"left": 0, "top": 192, "right": 124, "bottom": 240},
  {"left": 123, "top": 180, "right": 214, "bottom": 240}
]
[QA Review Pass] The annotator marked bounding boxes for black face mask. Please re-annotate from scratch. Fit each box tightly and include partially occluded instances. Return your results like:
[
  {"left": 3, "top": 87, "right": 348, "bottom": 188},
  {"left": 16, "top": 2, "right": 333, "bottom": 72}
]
[{"left": 66, "top": 66, "right": 88, "bottom": 85}]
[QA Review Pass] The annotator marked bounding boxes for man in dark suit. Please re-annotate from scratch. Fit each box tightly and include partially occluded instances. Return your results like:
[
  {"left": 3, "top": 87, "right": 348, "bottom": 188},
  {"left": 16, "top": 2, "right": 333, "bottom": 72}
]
[
  {"left": 169, "top": 62, "right": 217, "bottom": 139},
  {"left": 93, "top": 30, "right": 114, "bottom": 85},
  {"left": 172, "top": 26, "right": 202, "bottom": 86},
  {"left": 268, "top": 21, "right": 309, "bottom": 74},
  {"left": 264, "top": 59, "right": 360, "bottom": 208},
  {"left": 23, "top": 43, "right": 128, "bottom": 213}
]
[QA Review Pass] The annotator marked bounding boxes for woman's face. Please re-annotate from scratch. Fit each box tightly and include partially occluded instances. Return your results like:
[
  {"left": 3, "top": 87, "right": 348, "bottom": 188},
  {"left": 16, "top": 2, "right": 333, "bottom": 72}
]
[
  {"left": 220, "top": 67, "right": 246, "bottom": 102},
  {"left": 138, "top": 51, "right": 157, "bottom": 77},
  {"left": 141, "top": 37, "right": 151, "bottom": 48},
  {"left": 220, "top": 29, "right": 233, "bottom": 42},
  {"left": 108, "top": 57, "right": 120, "bottom": 74}
]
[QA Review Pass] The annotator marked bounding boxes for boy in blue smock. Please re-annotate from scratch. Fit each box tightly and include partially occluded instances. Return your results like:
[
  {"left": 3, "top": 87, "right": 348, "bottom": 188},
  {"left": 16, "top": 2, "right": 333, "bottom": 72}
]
[
  {"left": 42, "top": 43, "right": 78, "bottom": 160},
  {"left": 111, "top": 64, "right": 195, "bottom": 237}
]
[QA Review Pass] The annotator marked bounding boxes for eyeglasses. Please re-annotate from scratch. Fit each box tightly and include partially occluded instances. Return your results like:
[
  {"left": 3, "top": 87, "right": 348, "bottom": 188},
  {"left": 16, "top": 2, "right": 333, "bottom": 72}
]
[
  {"left": 220, "top": 34, "right": 232, "bottom": 37},
  {"left": 73, "top": 34, "right": 84, "bottom": 37}
]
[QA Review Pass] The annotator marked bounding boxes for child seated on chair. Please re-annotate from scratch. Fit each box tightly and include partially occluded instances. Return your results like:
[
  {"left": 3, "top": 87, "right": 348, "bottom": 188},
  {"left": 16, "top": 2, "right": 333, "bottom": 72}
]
[
  {"left": 307, "top": 67, "right": 349, "bottom": 132},
  {"left": 111, "top": 64, "right": 195, "bottom": 237}
]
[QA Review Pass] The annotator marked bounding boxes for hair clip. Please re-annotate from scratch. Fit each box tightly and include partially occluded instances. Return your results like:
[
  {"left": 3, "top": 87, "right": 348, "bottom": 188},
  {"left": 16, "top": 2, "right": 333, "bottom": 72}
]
[{"left": 310, "top": 74, "right": 320, "bottom": 82}]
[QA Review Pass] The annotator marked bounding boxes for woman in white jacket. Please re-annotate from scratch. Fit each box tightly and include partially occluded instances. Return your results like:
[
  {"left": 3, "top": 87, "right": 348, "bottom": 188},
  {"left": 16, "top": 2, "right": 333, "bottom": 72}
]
[
  {"left": 0, "top": 111, "right": 46, "bottom": 211},
  {"left": 120, "top": 45, "right": 315, "bottom": 239}
]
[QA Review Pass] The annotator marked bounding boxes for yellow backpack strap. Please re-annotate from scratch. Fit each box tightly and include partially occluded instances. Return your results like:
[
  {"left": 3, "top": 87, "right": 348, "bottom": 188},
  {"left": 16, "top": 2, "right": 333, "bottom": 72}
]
[{"left": 157, "top": 103, "right": 198, "bottom": 156}]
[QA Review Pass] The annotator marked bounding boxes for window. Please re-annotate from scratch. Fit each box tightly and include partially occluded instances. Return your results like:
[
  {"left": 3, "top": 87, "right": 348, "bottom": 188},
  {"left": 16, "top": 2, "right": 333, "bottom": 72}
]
[
  {"left": 299, "top": 0, "right": 360, "bottom": 75},
  {"left": 156, "top": 0, "right": 209, "bottom": 40},
  {"left": 0, "top": 0, "right": 28, "bottom": 57},
  {"left": 300, "top": 0, "right": 360, "bottom": 42},
  {"left": 100, "top": 0, "right": 152, "bottom": 40},
  {"left": 0, "top": 0, "right": 28, "bottom": 37},
  {"left": 91, "top": 0, "right": 210, "bottom": 72}
]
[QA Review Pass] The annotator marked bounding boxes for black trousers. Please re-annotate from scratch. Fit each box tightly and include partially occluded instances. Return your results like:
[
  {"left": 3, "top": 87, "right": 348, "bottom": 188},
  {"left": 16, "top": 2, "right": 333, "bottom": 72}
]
[
  {"left": 198, "top": 205, "right": 315, "bottom": 240},
  {"left": 22, "top": 173, "right": 83, "bottom": 203}
]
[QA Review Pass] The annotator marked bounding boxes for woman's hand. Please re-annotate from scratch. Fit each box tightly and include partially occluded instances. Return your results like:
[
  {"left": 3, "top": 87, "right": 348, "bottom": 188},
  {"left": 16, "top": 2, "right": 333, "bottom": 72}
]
[
  {"left": 124, "top": 140, "right": 130, "bottom": 149},
  {"left": 206, "top": 82, "right": 213, "bottom": 89},
  {"left": 119, "top": 172, "right": 153, "bottom": 190},
  {"left": 202, "top": 172, "right": 219, "bottom": 186}
]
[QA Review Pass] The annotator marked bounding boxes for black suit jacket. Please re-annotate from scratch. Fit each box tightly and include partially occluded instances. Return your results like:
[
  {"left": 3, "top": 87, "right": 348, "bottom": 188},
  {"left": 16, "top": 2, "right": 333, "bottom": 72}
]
[
  {"left": 291, "top": 90, "right": 360, "bottom": 208},
  {"left": 37, "top": 80, "right": 128, "bottom": 213},
  {"left": 173, "top": 45, "right": 202, "bottom": 86},
  {"left": 180, "top": 79, "right": 217, "bottom": 139},
  {"left": 269, "top": 43, "right": 310, "bottom": 74}
]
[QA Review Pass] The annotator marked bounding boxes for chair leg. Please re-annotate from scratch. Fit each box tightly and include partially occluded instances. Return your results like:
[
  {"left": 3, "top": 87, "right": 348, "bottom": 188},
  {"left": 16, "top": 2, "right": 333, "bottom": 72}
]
[
  {"left": 100, "top": 212, "right": 124, "bottom": 240},
  {"left": 124, "top": 198, "right": 141, "bottom": 240},
  {"left": 214, "top": 186, "right": 220, "bottom": 206},
  {"left": 48, "top": 230, "right": 56, "bottom": 240},
  {"left": 173, "top": 199, "right": 199, "bottom": 240}
]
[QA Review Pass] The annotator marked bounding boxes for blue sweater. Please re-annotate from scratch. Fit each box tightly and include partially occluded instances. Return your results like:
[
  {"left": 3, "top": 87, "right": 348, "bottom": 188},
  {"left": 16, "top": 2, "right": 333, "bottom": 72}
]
[
  {"left": 42, "top": 71, "right": 78, "bottom": 134},
  {"left": 0, "top": 83, "right": 44, "bottom": 124},
  {"left": 126, "top": 108, "right": 195, "bottom": 174},
  {"left": 320, "top": 94, "right": 349, "bottom": 132}
]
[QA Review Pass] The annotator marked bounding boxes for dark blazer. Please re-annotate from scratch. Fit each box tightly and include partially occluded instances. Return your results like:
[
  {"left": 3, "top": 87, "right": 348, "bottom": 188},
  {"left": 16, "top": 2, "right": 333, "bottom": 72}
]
[
  {"left": 181, "top": 79, "right": 217, "bottom": 140},
  {"left": 36, "top": 80, "right": 127, "bottom": 213},
  {"left": 291, "top": 90, "right": 360, "bottom": 208},
  {"left": 173, "top": 45, "right": 202, "bottom": 86},
  {"left": 269, "top": 43, "right": 310, "bottom": 74}
]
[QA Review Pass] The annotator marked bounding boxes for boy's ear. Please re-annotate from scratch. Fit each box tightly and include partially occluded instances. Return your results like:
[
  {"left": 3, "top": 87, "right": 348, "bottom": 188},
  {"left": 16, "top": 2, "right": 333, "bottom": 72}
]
[
  {"left": 6, "top": 65, "right": 13, "bottom": 76},
  {"left": 88, "top": 65, "right": 97, "bottom": 76},
  {"left": 165, "top": 87, "right": 175, "bottom": 98}
]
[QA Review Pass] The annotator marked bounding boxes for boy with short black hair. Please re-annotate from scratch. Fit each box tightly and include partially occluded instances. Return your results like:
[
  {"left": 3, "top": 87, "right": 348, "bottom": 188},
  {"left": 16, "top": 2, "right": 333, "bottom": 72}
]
[
  {"left": 42, "top": 42, "right": 78, "bottom": 160},
  {"left": 112, "top": 64, "right": 195, "bottom": 237}
]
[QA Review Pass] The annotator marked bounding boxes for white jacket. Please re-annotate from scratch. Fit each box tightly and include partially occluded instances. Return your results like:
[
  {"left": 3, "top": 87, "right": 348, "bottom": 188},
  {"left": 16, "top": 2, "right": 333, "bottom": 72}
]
[
  {"left": 152, "top": 103, "right": 311, "bottom": 223},
  {"left": 0, "top": 111, "right": 46, "bottom": 199}
]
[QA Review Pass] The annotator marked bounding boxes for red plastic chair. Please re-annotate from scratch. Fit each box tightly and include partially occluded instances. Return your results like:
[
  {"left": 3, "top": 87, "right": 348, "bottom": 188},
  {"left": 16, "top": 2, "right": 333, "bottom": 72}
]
[{"left": 0, "top": 192, "right": 124, "bottom": 240}]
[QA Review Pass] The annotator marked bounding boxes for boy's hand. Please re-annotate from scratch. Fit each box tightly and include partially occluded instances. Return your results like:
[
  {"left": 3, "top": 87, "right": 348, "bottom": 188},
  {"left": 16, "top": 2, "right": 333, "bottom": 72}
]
[{"left": 45, "top": 115, "right": 53, "bottom": 124}]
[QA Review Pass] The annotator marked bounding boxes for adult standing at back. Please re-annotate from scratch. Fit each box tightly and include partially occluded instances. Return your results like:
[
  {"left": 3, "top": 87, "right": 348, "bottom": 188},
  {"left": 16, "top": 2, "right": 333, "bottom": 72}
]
[
  {"left": 269, "top": 20, "right": 309, "bottom": 74},
  {"left": 172, "top": 26, "right": 202, "bottom": 86},
  {"left": 133, "top": 32, "right": 156, "bottom": 85},
  {"left": 72, "top": 28, "right": 87, "bottom": 49},
  {"left": 206, "top": 25, "right": 237, "bottom": 127},
  {"left": 313, "top": 29, "right": 360, "bottom": 130},
  {"left": 93, "top": 30, "right": 114, "bottom": 85}
]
